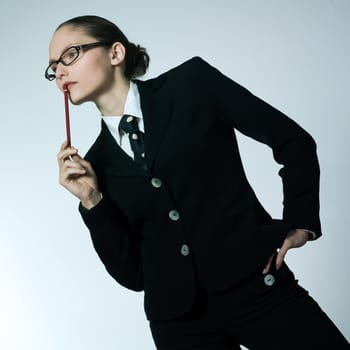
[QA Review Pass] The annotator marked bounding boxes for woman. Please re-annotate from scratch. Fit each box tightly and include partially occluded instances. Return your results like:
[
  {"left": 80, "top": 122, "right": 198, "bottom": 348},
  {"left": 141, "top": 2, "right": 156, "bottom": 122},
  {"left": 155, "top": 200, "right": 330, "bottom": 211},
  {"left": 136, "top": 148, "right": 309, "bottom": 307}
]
[{"left": 48, "top": 15, "right": 349, "bottom": 349}]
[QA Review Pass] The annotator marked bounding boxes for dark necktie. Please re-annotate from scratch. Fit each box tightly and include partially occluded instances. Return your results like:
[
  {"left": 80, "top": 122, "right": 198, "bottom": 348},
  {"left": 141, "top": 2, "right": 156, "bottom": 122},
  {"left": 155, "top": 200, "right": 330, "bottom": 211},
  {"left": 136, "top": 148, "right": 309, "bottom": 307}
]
[{"left": 119, "top": 114, "right": 147, "bottom": 170}]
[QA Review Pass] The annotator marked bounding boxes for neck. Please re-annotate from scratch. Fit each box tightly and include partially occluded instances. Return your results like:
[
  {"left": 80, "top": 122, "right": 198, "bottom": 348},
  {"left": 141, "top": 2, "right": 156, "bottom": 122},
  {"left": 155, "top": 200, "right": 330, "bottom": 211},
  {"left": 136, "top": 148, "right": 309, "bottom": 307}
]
[{"left": 95, "top": 76, "right": 130, "bottom": 116}]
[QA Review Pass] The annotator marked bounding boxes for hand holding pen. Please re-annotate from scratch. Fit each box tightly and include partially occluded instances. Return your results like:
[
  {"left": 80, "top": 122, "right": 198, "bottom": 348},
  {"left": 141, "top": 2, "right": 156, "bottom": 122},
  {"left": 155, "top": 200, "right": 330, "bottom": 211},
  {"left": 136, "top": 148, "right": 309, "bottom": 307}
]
[{"left": 57, "top": 84, "right": 102, "bottom": 209}]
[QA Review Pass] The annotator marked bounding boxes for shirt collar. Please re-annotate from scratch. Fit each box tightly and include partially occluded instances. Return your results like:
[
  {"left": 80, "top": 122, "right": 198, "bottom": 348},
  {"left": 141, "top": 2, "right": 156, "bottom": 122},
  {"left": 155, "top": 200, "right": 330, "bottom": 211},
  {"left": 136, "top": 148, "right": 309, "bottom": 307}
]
[
  {"left": 124, "top": 81, "right": 142, "bottom": 118},
  {"left": 101, "top": 81, "right": 144, "bottom": 144}
]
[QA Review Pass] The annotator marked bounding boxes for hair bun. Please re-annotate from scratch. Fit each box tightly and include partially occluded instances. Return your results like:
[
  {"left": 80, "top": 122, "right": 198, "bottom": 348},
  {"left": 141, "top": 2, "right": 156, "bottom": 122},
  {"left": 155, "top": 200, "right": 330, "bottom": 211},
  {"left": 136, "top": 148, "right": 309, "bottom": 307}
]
[{"left": 125, "top": 42, "right": 150, "bottom": 79}]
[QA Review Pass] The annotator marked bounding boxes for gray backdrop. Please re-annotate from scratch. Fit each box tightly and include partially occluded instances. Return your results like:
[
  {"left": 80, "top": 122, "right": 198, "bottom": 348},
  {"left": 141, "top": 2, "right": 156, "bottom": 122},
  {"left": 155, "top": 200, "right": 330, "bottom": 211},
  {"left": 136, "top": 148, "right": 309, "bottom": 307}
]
[{"left": 0, "top": 1, "right": 349, "bottom": 349}]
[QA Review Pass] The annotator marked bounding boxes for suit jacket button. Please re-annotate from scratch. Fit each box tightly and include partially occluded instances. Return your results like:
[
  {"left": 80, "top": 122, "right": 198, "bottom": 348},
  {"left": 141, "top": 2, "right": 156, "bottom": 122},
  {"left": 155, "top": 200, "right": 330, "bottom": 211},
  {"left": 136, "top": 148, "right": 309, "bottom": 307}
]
[
  {"left": 264, "top": 274, "right": 275, "bottom": 286},
  {"left": 181, "top": 244, "right": 190, "bottom": 256},
  {"left": 169, "top": 210, "right": 180, "bottom": 221},
  {"left": 151, "top": 178, "right": 162, "bottom": 188}
]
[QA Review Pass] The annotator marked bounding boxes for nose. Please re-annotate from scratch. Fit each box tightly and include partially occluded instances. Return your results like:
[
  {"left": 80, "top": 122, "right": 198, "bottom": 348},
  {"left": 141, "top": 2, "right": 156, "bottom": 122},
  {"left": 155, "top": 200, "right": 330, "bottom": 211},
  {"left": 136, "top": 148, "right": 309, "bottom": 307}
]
[{"left": 55, "top": 62, "right": 69, "bottom": 81}]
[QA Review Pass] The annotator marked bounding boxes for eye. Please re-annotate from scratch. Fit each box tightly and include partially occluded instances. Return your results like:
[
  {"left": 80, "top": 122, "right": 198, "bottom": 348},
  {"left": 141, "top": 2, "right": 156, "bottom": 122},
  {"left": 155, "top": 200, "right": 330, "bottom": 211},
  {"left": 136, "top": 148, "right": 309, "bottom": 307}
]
[{"left": 61, "top": 47, "right": 78, "bottom": 64}]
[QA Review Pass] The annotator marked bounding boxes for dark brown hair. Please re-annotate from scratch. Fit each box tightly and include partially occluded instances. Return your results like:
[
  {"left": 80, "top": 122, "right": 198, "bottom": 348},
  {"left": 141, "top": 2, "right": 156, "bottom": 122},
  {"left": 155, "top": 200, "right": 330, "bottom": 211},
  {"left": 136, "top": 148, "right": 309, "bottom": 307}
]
[{"left": 56, "top": 15, "right": 150, "bottom": 80}]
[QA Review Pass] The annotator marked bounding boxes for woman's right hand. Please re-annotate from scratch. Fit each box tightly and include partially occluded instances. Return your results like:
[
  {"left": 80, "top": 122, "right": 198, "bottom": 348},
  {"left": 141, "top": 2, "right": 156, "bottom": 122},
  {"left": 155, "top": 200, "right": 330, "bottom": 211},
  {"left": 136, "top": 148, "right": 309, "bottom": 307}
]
[{"left": 57, "top": 141, "right": 102, "bottom": 209}]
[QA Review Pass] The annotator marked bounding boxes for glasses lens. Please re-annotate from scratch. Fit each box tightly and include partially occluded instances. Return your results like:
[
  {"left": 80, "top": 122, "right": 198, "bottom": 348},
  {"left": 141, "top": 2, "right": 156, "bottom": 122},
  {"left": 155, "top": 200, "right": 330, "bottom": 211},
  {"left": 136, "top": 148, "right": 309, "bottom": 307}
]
[
  {"left": 45, "top": 63, "right": 57, "bottom": 81},
  {"left": 61, "top": 47, "right": 79, "bottom": 65}
]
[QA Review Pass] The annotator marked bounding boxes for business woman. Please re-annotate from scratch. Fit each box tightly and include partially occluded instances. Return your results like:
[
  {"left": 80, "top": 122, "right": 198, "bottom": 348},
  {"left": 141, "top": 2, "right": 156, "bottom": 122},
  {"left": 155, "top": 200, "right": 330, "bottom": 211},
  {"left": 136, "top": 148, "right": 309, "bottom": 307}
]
[{"left": 48, "top": 15, "right": 349, "bottom": 349}]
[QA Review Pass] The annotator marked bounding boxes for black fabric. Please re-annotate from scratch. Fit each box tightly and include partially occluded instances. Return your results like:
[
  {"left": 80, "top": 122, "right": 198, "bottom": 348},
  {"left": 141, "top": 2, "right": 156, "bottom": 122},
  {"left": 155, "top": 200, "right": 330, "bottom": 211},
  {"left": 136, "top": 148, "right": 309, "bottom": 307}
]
[
  {"left": 79, "top": 57, "right": 323, "bottom": 320},
  {"left": 150, "top": 260, "right": 350, "bottom": 350},
  {"left": 78, "top": 56, "right": 349, "bottom": 347}
]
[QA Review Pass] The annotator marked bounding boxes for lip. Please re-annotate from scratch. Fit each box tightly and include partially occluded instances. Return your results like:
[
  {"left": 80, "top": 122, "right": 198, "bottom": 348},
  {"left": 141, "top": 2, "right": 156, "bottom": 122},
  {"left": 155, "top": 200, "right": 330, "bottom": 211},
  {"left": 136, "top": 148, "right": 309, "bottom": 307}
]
[{"left": 62, "top": 82, "right": 77, "bottom": 91}]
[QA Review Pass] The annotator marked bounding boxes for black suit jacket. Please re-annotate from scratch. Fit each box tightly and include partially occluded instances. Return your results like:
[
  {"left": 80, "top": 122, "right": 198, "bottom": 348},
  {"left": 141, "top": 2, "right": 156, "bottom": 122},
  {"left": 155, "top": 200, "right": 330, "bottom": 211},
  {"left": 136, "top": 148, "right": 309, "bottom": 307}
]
[{"left": 79, "top": 57, "right": 321, "bottom": 321}]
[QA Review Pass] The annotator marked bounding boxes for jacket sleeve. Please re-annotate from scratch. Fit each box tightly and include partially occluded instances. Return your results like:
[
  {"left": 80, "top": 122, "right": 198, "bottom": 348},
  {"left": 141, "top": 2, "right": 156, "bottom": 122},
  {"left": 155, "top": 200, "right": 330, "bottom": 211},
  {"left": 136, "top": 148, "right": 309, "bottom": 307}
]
[
  {"left": 79, "top": 194, "right": 143, "bottom": 291},
  {"left": 194, "top": 57, "right": 321, "bottom": 238}
]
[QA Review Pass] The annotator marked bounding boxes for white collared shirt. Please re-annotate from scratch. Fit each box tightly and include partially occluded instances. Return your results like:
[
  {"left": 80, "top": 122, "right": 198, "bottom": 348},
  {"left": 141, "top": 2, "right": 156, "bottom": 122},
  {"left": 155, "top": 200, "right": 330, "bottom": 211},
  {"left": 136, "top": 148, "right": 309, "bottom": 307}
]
[{"left": 102, "top": 81, "right": 144, "bottom": 159}]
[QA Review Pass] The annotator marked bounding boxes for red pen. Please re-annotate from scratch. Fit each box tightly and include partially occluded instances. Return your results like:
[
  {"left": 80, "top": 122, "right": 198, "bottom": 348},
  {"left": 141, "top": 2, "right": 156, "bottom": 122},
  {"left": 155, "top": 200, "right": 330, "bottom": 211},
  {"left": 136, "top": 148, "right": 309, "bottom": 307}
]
[{"left": 63, "top": 84, "right": 71, "bottom": 148}]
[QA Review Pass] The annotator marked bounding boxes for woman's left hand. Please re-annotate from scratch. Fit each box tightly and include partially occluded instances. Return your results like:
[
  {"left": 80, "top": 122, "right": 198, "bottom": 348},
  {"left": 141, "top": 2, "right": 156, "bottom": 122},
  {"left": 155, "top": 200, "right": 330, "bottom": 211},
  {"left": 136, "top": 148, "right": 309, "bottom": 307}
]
[{"left": 262, "top": 229, "right": 309, "bottom": 274}]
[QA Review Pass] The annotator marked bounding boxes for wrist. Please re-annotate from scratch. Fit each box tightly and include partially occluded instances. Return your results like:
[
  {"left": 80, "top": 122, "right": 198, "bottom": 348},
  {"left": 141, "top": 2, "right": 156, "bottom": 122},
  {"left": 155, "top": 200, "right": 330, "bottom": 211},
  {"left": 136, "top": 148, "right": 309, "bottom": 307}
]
[
  {"left": 81, "top": 191, "right": 102, "bottom": 209},
  {"left": 296, "top": 228, "right": 317, "bottom": 241}
]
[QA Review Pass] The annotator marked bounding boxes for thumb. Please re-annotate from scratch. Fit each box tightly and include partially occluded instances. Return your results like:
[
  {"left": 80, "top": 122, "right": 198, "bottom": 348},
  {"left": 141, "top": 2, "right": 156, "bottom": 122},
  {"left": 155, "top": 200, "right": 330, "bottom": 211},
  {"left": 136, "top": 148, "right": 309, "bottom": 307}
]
[
  {"left": 276, "top": 245, "right": 288, "bottom": 270},
  {"left": 71, "top": 153, "right": 83, "bottom": 162}
]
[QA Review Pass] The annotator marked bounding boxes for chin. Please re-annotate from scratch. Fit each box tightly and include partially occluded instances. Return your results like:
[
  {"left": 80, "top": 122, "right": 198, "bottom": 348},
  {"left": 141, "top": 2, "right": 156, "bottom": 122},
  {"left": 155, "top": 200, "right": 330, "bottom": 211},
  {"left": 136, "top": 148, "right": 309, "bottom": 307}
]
[
  {"left": 70, "top": 98, "right": 84, "bottom": 106},
  {"left": 70, "top": 88, "right": 98, "bottom": 106},
  {"left": 69, "top": 93, "right": 89, "bottom": 106}
]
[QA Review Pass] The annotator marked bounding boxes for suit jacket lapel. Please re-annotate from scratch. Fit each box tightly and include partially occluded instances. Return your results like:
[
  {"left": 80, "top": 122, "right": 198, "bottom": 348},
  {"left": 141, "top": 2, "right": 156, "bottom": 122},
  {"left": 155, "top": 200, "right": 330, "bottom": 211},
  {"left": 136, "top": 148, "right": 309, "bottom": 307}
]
[{"left": 135, "top": 76, "right": 172, "bottom": 171}]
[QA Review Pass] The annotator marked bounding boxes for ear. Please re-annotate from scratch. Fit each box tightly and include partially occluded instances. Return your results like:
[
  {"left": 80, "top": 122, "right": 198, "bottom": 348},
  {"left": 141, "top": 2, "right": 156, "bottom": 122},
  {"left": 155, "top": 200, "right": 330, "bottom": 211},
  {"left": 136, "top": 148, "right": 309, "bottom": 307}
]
[{"left": 110, "top": 42, "right": 126, "bottom": 66}]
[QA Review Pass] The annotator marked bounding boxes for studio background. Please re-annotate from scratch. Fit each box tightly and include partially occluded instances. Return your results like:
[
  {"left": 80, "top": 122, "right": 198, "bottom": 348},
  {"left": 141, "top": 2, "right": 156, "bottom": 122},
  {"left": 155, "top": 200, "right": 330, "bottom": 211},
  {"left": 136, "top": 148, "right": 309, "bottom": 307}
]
[{"left": 0, "top": 1, "right": 349, "bottom": 349}]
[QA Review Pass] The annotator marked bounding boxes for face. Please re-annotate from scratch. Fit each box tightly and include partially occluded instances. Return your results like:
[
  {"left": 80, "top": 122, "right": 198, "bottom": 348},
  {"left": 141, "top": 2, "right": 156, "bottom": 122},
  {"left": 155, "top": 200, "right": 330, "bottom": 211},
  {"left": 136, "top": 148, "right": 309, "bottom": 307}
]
[{"left": 48, "top": 25, "right": 117, "bottom": 105}]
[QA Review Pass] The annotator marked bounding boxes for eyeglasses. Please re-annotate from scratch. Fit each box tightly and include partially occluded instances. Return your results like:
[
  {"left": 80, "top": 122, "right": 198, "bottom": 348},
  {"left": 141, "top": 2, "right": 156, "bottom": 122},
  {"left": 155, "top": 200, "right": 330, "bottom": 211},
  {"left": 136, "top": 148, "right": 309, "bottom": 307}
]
[{"left": 45, "top": 41, "right": 113, "bottom": 81}]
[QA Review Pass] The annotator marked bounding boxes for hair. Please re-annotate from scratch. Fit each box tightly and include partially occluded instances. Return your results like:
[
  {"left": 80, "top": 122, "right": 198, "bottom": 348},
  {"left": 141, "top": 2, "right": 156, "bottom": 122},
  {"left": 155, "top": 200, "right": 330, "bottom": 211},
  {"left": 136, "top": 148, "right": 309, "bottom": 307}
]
[{"left": 56, "top": 15, "right": 150, "bottom": 80}]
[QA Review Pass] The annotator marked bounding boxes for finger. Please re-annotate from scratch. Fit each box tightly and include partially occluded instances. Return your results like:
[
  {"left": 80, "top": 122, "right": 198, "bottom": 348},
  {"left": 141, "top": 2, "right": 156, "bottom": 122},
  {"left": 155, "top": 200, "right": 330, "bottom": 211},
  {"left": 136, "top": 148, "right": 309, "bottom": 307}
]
[
  {"left": 60, "top": 141, "right": 69, "bottom": 151},
  {"left": 59, "top": 140, "right": 76, "bottom": 152},
  {"left": 71, "top": 155, "right": 94, "bottom": 171},
  {"left": 57, "top": 147, "right": 78, "bottom": 164},
  {"left": 62, "top": 167, "right": 86, "bottom": 178},
  {"left": 60, "top": 158, "right": 87, "bottom": 178},
  {"left": 70, "top": 154, "right": 86, "bottom": 164},
  {"left": 263, "top": 252, "right": 275, "bottom": 274},
  {"left": 276, "top": 244, "right": 289, "bottom": 270},
  {"left": 60, "top": 167, "right": 87, "bottom": 184},
  {"left": 58, "top": 146, "right": 76, "bottom": 160},
  {"left": 63, "top": 159, "right": 87, "bottom": 171}
]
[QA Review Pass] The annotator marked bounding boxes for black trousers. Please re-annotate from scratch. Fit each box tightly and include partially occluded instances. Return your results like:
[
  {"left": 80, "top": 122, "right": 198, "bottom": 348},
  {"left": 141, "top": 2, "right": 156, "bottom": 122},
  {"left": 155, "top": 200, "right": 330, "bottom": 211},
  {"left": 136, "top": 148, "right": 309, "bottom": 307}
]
[{"left": 149, "top": 258, "right": 349, "bottom": 350}]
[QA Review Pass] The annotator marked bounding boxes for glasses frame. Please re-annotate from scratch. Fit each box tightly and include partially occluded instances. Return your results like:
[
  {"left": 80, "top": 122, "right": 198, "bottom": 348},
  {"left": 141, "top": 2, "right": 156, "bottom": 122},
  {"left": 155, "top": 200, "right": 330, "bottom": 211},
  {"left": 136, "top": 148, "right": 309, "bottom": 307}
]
[{"left": 45, "top": 41, "right": 113, "bottom": 81}]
